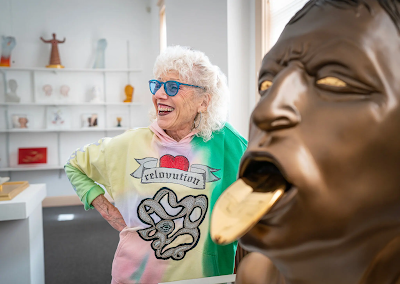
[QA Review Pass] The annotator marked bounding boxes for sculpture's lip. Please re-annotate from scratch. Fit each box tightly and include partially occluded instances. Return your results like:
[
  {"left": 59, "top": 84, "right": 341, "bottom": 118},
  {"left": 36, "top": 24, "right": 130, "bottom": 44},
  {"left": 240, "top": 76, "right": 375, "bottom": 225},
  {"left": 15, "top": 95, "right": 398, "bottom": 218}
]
[
  {"left": 239, "top": 151, "right": 292, "bottom": 191},
  {"left": 259, "top": 186, "right": 298, "bottom": 222},
  {"left": 239, "top": 151, "right": 297, "bottom": 221}
]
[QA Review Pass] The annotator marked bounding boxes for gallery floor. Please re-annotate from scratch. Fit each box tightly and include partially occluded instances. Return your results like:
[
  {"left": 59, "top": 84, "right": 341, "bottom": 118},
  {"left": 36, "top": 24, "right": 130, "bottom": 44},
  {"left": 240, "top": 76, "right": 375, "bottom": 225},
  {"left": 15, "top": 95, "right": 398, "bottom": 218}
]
[{"left": 43, "top": 205, "right": 119, "bottom": 284}]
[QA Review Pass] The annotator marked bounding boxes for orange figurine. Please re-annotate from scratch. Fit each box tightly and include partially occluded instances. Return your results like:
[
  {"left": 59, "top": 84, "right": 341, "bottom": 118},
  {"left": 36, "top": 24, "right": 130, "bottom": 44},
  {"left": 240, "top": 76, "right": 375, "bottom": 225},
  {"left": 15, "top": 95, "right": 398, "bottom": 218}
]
[
  {"left": 40, "top": 33, "right": 65, "bottom": 68},
  {"left": 124, "top": 84, "right": 134, "bottom": 103}
]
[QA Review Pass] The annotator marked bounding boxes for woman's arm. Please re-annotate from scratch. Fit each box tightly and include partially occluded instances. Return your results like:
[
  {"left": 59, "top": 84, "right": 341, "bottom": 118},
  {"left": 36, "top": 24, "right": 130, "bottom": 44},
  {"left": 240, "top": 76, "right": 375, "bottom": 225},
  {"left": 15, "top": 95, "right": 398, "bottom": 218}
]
[{"left": 92, "top": 195, "right": 127, "bottom": 232}]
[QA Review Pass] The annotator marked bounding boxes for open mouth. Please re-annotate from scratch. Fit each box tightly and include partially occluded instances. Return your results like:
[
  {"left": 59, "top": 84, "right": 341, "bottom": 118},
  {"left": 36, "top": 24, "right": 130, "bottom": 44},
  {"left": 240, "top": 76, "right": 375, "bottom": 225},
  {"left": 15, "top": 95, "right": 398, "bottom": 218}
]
[
  {"left": 158, "top": 104, "right": 175, "bottom": 116},
  {"left": 239, "top": 153, "right": 293, "bottom": 194},
  {"left": 210, "top": 152, "right": 296, "bottom": 245}
]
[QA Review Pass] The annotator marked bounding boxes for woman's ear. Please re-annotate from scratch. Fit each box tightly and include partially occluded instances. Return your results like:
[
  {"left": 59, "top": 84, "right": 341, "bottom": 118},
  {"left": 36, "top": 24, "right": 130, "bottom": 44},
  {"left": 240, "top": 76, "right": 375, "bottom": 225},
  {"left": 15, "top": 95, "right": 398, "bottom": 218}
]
[{"left": 199, "top": 93, "right": 211, "bottom": 113}]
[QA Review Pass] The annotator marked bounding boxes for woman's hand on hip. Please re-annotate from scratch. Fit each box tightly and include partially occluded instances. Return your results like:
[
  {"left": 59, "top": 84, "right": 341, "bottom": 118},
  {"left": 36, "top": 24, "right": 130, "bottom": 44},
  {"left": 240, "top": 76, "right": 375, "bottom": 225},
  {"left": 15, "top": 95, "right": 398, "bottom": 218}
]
[{"left": 92, "top": 195, "right": 127, "bottom": 232}]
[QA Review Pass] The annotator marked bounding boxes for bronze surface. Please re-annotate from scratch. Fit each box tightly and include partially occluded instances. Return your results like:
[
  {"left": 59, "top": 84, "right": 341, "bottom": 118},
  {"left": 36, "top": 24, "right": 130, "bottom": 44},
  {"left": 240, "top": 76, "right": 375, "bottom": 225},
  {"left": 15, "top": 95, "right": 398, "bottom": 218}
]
[{"left": 233, "top": 1, "right": 400, "bottom": 283}]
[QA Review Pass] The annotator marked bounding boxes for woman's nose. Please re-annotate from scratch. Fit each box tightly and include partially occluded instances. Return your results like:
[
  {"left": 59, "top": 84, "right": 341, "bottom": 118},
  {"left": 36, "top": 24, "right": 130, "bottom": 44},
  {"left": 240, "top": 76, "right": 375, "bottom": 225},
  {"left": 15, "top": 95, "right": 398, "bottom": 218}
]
[
  {"left": 154, "top": 85, "right": 168, "bottom": 99},
  {"left": 252, "top": 65, "right": 304, "bottom": 132}
]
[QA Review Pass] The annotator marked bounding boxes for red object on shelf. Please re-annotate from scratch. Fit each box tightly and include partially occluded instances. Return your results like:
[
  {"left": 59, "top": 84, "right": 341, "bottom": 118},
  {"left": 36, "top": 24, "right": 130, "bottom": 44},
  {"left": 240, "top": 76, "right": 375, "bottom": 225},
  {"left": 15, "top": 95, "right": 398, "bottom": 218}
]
[{"left": 18, "top": 148, "right": 47, "bottom": 164}]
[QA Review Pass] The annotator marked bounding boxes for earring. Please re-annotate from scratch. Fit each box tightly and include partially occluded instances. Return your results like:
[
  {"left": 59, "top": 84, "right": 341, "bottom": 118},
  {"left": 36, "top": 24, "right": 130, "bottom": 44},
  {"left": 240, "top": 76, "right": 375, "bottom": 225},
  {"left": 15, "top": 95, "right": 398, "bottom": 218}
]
[{"left": 193, "top": 112, "right": 202, "bottom": 129}]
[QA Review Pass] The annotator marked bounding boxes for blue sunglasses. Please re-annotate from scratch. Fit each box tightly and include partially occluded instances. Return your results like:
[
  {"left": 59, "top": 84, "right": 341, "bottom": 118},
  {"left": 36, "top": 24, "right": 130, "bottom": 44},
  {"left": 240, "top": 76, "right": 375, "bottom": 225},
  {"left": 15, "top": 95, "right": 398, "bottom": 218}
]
[{"left": 149, "top": 79, "right": 205, "bottom": 97}]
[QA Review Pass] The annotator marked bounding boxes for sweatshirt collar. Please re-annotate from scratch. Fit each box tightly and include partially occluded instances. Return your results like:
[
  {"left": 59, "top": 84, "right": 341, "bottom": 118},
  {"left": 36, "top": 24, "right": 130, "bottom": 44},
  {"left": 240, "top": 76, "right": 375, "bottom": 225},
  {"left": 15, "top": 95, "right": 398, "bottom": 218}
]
[{"left": 149, "top": 121, "right": 199, "bottom": 145}]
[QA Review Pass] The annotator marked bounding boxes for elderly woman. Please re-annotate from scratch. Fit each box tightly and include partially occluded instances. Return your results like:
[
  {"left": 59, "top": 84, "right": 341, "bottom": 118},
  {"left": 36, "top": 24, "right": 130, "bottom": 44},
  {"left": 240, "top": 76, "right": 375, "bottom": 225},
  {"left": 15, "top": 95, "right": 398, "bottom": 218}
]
[{"left": 65, "top": 45, "right": 247, "bottom": 283}]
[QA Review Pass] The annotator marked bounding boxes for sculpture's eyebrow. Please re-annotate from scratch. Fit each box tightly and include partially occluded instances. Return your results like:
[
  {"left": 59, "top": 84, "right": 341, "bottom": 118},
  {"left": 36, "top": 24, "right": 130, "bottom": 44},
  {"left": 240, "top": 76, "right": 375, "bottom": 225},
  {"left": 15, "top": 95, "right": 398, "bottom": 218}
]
[
  {"left": 259, "top": 38, "right": 383, "bottom": 92},
  {"left": 258, "top": 41, "right": 308, "bottom": 79},
  {"left": 303, "top": 39, "right": 383, "bottom": 90},
  {"left": 277, "top": 41, "right": 309, "bottom": 67}
]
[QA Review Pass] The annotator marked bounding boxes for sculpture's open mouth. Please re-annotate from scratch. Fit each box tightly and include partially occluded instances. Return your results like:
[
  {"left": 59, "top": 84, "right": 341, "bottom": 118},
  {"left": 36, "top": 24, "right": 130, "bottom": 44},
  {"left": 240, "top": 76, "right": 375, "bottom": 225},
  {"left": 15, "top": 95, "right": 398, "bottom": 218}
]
[
  {"left": 210, "top": 152, "right": 292, "bottom": 245},
  {"left": 240, "top": 155, "right": 293, "bottom": 194}
]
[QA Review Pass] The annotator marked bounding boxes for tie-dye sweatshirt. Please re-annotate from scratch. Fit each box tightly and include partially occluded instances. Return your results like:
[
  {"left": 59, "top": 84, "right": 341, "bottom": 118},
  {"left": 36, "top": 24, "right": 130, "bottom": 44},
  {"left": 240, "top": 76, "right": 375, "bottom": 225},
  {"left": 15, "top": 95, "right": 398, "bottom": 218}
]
[{"left": 64, "top": 122, "right": 247, "bottom": 283}]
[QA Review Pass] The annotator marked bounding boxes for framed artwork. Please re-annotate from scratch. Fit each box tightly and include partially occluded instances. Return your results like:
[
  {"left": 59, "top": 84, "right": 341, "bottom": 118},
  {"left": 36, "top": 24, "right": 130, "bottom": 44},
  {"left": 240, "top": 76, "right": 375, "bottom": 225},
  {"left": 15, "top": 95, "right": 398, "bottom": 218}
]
[
  {"left": 18, "top": 147, "right": 47, "bottom": 164},
  {"left": 81, "top": 113, "right": 98, "bottom": 128},
  {"left": 46, "top": 106, "right": 71, "bottom": 129},
  {"left": 11, "top": 114, "right": 32, "bottom": 129}
]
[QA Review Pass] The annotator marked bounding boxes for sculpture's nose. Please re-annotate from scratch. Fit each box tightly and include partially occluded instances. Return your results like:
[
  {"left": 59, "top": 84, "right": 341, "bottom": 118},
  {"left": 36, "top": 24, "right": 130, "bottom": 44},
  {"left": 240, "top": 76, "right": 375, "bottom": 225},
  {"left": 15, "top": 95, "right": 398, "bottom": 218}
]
[{"left": 253, "top": 62, "right": 305, "bottom": 132}]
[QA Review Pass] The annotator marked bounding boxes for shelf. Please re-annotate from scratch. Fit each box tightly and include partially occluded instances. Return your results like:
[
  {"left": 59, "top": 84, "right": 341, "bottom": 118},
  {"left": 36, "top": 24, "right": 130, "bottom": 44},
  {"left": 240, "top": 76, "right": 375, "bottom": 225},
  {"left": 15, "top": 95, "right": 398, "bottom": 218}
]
[
  {"left": 0, "top": 102, "right": 143, "bottom": 106},
  {"left": 0, "top": 128, "right": 129, "bottom": 133},
  {"left": 0, "top": 66, "right": 146, "bottom": 171},
  {"left": 0, "top": 67, "right": 142, "bottom": 73},
  {"left": 0, "top": 165, "right": 64, "bottom": 172}
]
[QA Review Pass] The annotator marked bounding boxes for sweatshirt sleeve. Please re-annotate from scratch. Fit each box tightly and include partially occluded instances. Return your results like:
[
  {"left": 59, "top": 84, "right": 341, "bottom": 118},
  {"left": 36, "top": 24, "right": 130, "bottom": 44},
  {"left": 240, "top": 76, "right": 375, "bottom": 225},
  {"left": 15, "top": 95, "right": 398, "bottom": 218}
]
[{"left": 64, "top": 137, "right": 112, "bottom": 209}]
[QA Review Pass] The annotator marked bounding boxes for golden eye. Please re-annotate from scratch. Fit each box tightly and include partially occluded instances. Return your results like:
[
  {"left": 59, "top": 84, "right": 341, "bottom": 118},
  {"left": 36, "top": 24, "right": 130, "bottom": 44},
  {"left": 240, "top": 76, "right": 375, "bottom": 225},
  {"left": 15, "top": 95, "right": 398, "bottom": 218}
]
[
  {"left": 260, "top": 80, "right": 273, "bottom": 91},
  {"left": 316, "top": 77, "right": 347, "bottom": 87}
]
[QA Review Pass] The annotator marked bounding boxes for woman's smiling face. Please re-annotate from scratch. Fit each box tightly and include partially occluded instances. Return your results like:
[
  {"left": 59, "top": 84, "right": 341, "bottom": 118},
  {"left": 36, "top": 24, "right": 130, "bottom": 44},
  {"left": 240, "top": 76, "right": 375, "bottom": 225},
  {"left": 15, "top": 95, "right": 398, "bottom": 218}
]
[{"left": 152, "top": 71, "right": 205, "bottom": 140}]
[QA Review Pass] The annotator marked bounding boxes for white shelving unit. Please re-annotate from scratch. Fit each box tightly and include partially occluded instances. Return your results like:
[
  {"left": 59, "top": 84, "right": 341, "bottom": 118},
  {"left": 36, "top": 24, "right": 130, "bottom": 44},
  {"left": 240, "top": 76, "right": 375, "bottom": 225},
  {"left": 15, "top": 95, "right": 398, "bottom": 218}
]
[
  {"left": 0, "top": 67, "right": 147, "bottom": 172},
  {"left": 2, "top": 102, "right": 143, "bottom": 106},
  {"left": 0, "top": 67, "right": 141, "bottom": 72}
]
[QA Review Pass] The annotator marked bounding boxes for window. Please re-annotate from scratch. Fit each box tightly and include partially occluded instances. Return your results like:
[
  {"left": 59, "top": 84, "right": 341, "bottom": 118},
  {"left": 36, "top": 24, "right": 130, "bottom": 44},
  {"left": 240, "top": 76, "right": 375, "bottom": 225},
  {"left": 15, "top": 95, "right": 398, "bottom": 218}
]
[
  {"left": 268, "top": 0, "right": 309, "bottom": 48},
  {"left": 159, "top": 1, "right": 167, "bottom": 53},
  {"left": 254, "top": 0, "right": 309, "bottom": 101}
]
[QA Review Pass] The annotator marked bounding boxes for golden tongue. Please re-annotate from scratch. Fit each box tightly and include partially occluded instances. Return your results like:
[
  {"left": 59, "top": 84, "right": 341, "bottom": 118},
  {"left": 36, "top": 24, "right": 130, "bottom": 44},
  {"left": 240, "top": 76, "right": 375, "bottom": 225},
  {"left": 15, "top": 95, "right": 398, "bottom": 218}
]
[{"left": 210, "top": 179, "right": 285, "bottom": 245}]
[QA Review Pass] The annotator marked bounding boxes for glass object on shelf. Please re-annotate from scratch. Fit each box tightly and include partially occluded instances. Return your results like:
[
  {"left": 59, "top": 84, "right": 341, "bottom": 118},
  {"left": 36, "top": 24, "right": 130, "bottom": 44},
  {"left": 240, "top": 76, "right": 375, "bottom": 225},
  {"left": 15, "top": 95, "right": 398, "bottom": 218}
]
[
  {"left": 40, "top": 33, "right": 66, "bottom": 68},
  {"left": 93, "top": 39, "right": 107, "bottom": 69},
  {"left": 90, "top": 86, "right": 102, "bottom": 103},
  {"left": 60, "top": 85, "right": 70, "bottom": 97},
  {"left": 81, "top": 113, "right": 98, "bottom": 127},
  {"left": 116, "top": 117, "right": 122, "bottom": 127},
  {"left": 43, "top": 84, "right": 53, "bottom": 96},
  {"left": 0, "top": 36, "right": 16, "bottom": 67},
  {"left": 5, "top": 79, "right": 20, "bottom": 103},
  {"left": 11, "top": 114, "right": 32, "bottom": 129},
  {"left": 124, "top": 84, "right": 134, "bottom": 102}
]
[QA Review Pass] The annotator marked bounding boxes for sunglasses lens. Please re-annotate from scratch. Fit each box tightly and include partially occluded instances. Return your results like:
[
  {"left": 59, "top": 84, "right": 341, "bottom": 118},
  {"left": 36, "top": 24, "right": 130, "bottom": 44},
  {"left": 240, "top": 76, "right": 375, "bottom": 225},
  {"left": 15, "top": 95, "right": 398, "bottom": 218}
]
[
  {"left": 149, "top": 80, "right": 161, "bottom": 94},
  {"left": 165, "top": 81, "right": 179, "bottom": 96}
]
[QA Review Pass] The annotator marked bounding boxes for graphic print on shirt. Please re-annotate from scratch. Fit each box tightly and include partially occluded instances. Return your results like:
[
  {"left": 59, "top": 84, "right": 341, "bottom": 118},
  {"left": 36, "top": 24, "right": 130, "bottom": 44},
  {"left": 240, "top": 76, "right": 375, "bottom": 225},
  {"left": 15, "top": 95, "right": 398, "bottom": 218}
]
[
  {"left": 131, "top": 155, "right": 220, "bottom": 189},
  {"left": 137, "top": 187, "right": 208, "bottom": 261}
]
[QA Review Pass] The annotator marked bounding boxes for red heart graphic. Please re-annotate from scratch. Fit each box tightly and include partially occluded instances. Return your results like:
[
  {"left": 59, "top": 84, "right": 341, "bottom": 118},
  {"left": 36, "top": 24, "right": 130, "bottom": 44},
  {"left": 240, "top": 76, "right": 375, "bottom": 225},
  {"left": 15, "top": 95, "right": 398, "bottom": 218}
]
[{"left": 160, "top": 155, "right": 189, "bottom": 171}]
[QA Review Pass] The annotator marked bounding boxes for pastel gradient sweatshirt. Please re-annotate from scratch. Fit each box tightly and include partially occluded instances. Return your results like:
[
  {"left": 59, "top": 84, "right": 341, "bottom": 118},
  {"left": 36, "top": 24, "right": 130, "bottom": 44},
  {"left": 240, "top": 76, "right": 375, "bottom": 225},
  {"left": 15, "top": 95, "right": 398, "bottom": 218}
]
[{"left": 64, "top": 122, "right": 247, "bottom": 283}]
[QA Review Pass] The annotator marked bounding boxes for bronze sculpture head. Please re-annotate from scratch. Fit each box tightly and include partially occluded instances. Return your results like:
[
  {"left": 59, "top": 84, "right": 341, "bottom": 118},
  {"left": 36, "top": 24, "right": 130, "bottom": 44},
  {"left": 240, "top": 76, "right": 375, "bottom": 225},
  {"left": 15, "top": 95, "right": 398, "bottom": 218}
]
[{"left": 212, "top": 1, "right": 400, "bottom": 283}]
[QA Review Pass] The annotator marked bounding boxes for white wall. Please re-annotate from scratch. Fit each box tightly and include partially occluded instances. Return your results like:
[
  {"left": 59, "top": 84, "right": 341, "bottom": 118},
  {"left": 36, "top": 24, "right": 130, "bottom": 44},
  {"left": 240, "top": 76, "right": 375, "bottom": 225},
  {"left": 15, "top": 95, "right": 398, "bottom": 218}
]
[
  {"left": 227, "top": 0, "right": 254, "bottom": 138},
  {"left": 165, "top": 0, "right": 228, "bottom": 76},
  {"left": 0, "top": 0, "right": 160, "bottom": 197},
  {"left": 164, "top": 0, "right": 254, "bottom": 139},
  {"left": 0, "top": 0, "right": 256, "bottom": 199}
]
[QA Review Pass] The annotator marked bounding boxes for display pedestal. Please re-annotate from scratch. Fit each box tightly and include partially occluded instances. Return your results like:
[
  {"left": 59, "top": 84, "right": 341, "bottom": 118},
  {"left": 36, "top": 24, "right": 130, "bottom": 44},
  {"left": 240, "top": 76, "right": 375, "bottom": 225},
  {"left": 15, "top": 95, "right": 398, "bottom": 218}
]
[{"left": 0, "top": 184, "right": 46, "bottom": 284}]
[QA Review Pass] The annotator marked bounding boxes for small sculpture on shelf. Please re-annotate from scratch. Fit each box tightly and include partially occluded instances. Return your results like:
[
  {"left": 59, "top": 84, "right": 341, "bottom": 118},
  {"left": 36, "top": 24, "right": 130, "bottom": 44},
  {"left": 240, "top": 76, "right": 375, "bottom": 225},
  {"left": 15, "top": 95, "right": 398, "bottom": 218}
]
[
  {"left": 5, "top": 79, "right": 20, "bottom": 103},
  {"left": 11, "top": 114, "right": 31, "bottom": 129},
  {"left": 81, "top": 113, "right": 98, "bottom": 127},
  {"left": 60, "top": 85, "right": 70, "bottom": 97},
  {"left": 18, "top": 117, "right": 29, "bottom": 128},
  {"left": 0, "top": 36, "right": 16, "bottom": 67},
  {"left": 93, "top": 39, "right": 107, "bottom": 69},
  {"left": 46, "top": 107, "right": 70, "bottom": 130},
  {"left": 51, "top": 109, "right": 65, "bottom": 125},
  {"left": 43, "top": 84, "right": 53, "bottom": 96},
  {"left": 90, "top": 86, "right": 102, "bottom": 103},
  {"left": 116, "top": 117, "right": 122, "bottom": 127},
  {"left": 40, "top": 33, "right": 65, "bottom": 68},
  {"left": 124, "top": 84, "right": 134, "bottom": 103}
]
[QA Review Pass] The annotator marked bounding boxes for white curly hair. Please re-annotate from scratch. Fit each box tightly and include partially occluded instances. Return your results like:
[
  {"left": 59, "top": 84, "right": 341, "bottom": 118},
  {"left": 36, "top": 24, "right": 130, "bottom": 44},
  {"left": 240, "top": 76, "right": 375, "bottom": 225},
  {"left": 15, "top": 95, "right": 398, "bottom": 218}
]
[{"left": 151, "top": 45, "right": 229, "bottom": 142}]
